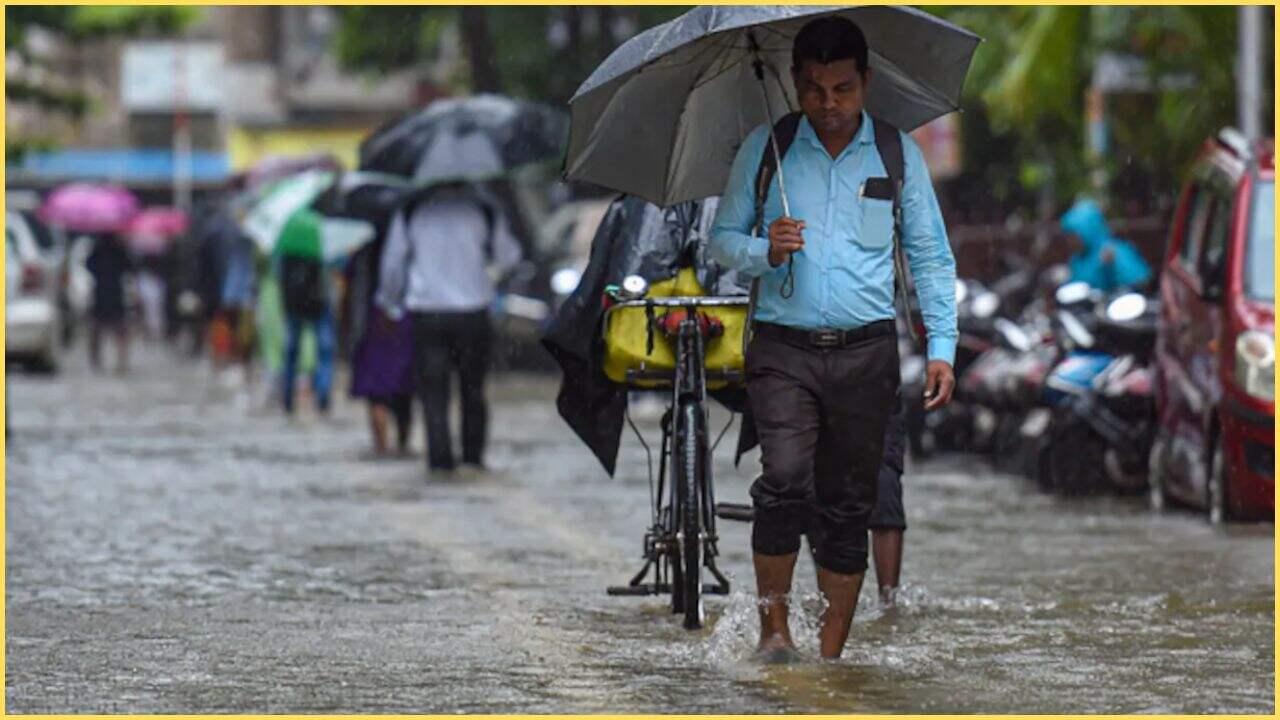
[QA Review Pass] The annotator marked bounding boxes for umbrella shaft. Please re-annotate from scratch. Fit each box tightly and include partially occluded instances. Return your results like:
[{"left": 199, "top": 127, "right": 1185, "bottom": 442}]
[{"left": 752, "top": 54, "right": 791, "bottom": 218}]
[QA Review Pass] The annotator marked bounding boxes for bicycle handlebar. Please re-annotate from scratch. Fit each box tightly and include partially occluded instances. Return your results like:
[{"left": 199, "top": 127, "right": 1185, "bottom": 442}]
[{"left": 605, "top": 296, "right": 750, "bottom": 313}]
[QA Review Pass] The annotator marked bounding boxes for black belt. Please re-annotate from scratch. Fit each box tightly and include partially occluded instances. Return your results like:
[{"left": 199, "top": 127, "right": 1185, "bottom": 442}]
[{"left": 754, "top": 319, "right": 895, "bottom": 349}]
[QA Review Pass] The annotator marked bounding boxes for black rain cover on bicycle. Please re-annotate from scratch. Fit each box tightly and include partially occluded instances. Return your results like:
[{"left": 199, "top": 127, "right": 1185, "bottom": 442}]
[{"left": 541, "top": 194, "right": 749, "bottom": 476}]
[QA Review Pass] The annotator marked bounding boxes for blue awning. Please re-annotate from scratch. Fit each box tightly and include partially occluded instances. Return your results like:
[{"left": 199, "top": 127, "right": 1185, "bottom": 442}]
[{"left": 9, "top": 148, "right": 229, "bottom": 184}]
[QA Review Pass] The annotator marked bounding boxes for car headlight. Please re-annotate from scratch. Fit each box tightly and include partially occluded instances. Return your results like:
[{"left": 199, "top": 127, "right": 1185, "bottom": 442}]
[
  {"left": 1234, "top": 330, "right": 1274, "bottom": 402},
  {"left": 550, "top": 268, "right": 581, "bottom": 297}
]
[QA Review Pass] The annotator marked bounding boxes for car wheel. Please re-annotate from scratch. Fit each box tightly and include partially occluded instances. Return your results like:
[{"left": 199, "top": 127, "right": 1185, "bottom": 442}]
[
  {"left": 31, "top": 350, "right": 59, "bottom": 375},
  {"left": 34, "top": 322, "right": 61, "bottom": 375},
  {"left": 1207, "top": 434, "right": 1231, "bottom": 525}
]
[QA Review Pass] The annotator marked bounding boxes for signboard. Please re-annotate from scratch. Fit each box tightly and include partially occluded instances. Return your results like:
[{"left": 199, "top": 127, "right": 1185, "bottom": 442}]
[{"left": 122, "top": 42, "right": 224, "bottom": 112}]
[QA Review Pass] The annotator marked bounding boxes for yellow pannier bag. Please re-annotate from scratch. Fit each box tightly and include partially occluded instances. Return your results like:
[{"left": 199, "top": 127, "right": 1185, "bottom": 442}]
[{"left": 602, "top": 267, "right": 747, "bottom": 388}]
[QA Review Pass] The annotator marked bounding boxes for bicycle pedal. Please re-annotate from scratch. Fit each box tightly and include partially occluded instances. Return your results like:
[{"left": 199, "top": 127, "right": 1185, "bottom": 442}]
[
  {"left": 607, "top": 584, "right": 657, "bottom": 596},
  {"left": 714, "top": 502, "right": 755, "bottom": 522}
]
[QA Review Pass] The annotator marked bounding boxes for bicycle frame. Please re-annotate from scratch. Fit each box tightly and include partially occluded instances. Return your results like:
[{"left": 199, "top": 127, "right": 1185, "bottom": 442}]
[{"left": 605, "top": 296, "right": 745, "bottom": 625}]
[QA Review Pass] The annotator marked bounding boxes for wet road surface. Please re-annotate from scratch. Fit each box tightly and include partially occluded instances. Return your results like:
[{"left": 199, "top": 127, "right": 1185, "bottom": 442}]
[{"left": 5, "top": 347, "right": 1274, "bottom": 712}]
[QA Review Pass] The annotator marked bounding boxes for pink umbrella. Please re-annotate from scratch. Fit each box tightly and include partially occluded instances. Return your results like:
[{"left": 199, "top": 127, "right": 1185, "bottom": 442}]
[
  {"left": 125, "top": 207, "right": 190, "bottom": 254},
  {"left": 38, "top": 183, "right": 140, "bottom": 234}
]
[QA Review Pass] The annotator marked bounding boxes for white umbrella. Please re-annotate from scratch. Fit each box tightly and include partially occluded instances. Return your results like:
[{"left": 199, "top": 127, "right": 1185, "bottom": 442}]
[
  {"left": 242, "top": 169, "right": 375, "bottom": 262},
  {"left": 242, "top": 169, "right": 337, "bottom": 255}
]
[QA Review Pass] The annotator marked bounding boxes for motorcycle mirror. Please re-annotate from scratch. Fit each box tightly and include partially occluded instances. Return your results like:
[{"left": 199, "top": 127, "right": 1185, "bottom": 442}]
[
  {"left": 1055, "top": 281, "right": 1092, "bottom": 306},
  {"left": 1105, "top": 293, "right": 1147, "bottom": 323}
]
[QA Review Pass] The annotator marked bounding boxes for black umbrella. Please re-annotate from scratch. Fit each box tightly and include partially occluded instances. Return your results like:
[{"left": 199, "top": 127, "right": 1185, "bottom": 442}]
[
  {"left": 325, "top": 171, "right": 414, "bottom": 229},
  {"left": 565, "top": 5, "right": 980, "bottom": 207},
  {"left": 359, "top": 94, "right": 568, "bottom": 184}
]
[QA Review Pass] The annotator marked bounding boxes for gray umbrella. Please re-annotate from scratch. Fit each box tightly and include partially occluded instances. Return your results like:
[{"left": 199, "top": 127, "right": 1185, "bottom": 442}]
[
  {"left": 565, "top": 5, "right": 980, "bottom": 207},
  {"left": 360, "top": 94, "right": 567, "bottom": 184}
]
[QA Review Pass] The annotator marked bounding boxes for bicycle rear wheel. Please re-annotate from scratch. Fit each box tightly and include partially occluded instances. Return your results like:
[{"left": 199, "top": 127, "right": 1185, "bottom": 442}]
[{"left": 675, "top": 398, "right": 706, "bottom": 630}]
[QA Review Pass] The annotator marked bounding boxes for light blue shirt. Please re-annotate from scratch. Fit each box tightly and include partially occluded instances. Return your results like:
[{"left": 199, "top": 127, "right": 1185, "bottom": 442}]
[{"left": 710, "top": 111, "right": 958, "bottom": 364}]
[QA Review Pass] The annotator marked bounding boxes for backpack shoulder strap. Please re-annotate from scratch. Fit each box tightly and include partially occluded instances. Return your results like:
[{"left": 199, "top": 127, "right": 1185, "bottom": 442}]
[
  {"left": 480, "top": 198, "right": 496, "bottom": 262},
  {"left": 751, "top": 112, "right": 802, "bottom": 236},
  {"left": 871, "top": 115, "right": 904, "bottom": 196},
  {"left": 870, "top": 114, "right": 921, "bottom": 343}
]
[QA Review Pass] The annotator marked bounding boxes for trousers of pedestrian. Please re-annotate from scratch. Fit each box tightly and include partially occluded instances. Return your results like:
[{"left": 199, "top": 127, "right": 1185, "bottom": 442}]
[
  {"left": 411, "top": 310, "right": 491, "bottom": 471},
  {"left": 746, "top": 329, "right": 899, "bottom": 575},
  {"left": 283, "top": 309, "right": 336, "bottom": 414}
]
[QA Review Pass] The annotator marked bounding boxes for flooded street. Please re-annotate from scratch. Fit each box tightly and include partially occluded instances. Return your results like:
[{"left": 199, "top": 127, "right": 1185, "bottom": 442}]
[{"left": 5, "top": 348, "right": 1274, "bottom": 713}]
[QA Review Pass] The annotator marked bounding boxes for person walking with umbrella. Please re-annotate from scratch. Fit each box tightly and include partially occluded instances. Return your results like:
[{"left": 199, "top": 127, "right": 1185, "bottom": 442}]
[
  {"left": 85, "top": 231, "right": 136, "bottom": 374},
  {"left": 276, "top": 209, "right": 337, "bottom": 416},
  {"left": 376, "top": 182, "right": 522, "bottom": 475},
  {"left": 709, "top": 17, "right": 958, "bottom": 660},
  {"left": 38, "top": 183, "right": 141, "bottom": 373},
  {"left": 362, "top": 95, "right": 559, "bottom": 476},
  {"left": 334, "top": 173, "right": 417, "bottom": 458}
]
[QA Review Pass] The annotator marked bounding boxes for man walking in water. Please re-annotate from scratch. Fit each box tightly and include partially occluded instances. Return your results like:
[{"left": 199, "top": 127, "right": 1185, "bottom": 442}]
[
  {"left": 710, "top": 17, "right": 957, "bottom": 659},
  {"left": 376, "top": 183, "right": 522, "bottom": 476}
]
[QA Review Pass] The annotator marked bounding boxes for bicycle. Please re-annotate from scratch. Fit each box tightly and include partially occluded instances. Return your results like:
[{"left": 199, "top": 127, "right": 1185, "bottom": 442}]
[{"left": 602, "top": 291, "right": 749, "bottom": 630}]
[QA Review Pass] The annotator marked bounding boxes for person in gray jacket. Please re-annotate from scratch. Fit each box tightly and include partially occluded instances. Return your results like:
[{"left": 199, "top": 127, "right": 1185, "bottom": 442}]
[{"left": 377, "top": 184, "right": 522, "bottom": 475}]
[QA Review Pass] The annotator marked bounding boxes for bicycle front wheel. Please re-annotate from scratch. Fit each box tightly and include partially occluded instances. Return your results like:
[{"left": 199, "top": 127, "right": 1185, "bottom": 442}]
[{"left": 675, "top": 398, "right": 706, "bottom": 630}]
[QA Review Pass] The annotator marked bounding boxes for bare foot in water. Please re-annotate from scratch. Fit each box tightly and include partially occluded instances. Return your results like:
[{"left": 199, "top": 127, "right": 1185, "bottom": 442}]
[{"left": 756, "top": 634, "right": 802, "bottom": 664}]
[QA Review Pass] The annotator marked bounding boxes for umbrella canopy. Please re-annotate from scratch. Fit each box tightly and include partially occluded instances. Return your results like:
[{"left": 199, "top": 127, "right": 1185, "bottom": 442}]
[
  {"left": 565, "top": 5, "right": 980, "bottom": 206},
  {"left": 125, "top": 207, "right": 189, "bottom": 254},
  {"left": 359, "top": 94, "right": 567, "bottom": 184},
  {"left": 242, "top": 170, "right": 337, "bottom": 254},
  {"left": 242, "top": 170, "right": 375, "bottom": 263},
  {"left": 327, "top": 171, "right": 414, "bottom": 226},
  {"left": 38, "top": 183, "right": 140, "bottom": 234},
  {"left": 242, "top": 153, "right": 342, "bottom": 194}
]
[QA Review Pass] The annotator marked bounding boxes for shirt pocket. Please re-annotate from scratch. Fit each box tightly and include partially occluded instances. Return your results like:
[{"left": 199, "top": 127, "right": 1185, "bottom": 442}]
[{"left": 855, "top": 196, "right": 895, "bottom": 250}]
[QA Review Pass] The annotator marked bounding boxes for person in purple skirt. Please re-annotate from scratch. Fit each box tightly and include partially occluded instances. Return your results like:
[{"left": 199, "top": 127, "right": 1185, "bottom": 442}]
[{"left": 345, "top": 225, "right": 415, "bottom": 458}]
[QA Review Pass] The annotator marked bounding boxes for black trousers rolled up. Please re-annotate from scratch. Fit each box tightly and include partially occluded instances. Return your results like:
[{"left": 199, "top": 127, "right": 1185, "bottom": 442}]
[
  {"left": 746, "top": 326, "right": 899, "bottom": 575},
  {"left": 411, "top": 310, "right": 491, "bottom": 471}
]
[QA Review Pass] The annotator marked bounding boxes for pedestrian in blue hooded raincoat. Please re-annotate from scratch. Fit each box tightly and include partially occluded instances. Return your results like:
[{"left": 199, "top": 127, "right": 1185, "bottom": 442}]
[{"left": 1059, "top": 199, "right": 1152, "bottom": 292}]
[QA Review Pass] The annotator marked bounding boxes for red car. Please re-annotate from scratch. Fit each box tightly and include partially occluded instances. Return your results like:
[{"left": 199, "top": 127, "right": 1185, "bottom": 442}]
[{"left": 1150, "top": 129, "right": 1274, "bottom": 522}]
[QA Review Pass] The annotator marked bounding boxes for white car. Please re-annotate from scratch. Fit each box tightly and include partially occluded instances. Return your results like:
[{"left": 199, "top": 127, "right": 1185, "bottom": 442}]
[{"left": 6, "top": 209, "right": 65, "bottom": 372}]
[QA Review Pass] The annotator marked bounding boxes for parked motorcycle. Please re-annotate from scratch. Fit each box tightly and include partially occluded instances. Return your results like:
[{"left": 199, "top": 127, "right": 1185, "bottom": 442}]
[
  {"left": 906, "top": 264, "right": 1038, "bottom": 459},
  {"left": 1040, "top": 284, "right": 1158, "bottom": 495},
  {"left": 903, "top": 278, "right": 999, "bottom": 458}
]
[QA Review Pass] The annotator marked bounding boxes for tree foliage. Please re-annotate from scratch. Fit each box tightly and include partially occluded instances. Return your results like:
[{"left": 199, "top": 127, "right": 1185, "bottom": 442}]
[
  {"left": 931, "top": 5, "right": 1271, "bottom": 214},
  {"left": 7, "top": 6, "right": 200, "bottom": 156},
  {"left": 7, "top": 6, "right": 199, "bottom": 53},
  {"left": 334, "top": 6, "right": 688, "bottom": 104}
]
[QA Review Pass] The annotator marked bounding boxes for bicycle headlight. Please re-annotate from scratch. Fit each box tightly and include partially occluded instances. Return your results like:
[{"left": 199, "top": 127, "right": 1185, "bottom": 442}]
[{"left": 1234, "top": 330, "right": 1275, "bottom": 402}]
